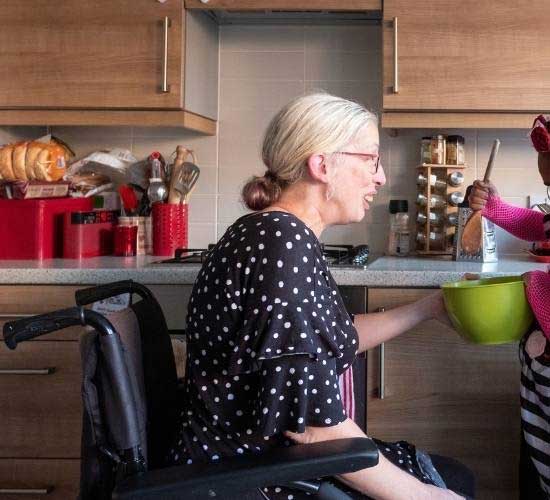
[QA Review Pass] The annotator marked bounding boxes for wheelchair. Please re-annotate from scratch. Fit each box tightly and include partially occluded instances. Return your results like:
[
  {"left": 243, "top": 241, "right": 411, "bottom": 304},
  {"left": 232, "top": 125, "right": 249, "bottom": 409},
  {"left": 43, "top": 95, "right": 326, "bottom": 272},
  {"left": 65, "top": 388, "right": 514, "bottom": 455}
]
[{"left": 3, "top": 280, "right": 379, "bottom": 500}]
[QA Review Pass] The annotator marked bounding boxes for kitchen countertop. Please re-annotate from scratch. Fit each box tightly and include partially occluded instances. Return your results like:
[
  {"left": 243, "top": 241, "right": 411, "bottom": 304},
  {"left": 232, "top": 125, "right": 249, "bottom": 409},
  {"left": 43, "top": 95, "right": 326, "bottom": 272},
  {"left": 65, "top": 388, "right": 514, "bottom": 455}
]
[{"left": 0, "top": 254, "right": 547, "bottom": 287}]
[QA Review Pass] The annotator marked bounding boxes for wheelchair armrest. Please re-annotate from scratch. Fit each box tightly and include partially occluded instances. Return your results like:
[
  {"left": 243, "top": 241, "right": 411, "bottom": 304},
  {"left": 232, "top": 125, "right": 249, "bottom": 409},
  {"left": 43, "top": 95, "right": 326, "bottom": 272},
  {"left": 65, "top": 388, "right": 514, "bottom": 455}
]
[{"left": 113, "top": 437, "right": 378, "bottom": 500}]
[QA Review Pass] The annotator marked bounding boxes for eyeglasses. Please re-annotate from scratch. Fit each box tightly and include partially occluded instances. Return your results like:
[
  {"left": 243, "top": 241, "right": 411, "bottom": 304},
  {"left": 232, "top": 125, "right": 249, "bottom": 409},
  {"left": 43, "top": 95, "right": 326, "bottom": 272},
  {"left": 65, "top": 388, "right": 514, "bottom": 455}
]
[{"left": 333, "top": 152, "right": 381, "bottom": 174}]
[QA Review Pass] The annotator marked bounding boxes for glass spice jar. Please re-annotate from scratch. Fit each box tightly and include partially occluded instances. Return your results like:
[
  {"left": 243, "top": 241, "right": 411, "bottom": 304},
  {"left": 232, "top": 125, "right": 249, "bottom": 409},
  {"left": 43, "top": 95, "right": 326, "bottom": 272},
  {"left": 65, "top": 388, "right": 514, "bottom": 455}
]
[
  {"left": 448, "top": 171, "right": 464, "bottom": 187},
  {"left": 416, "top": 192, "right": 446, "bottom": 209},
  {"left": 431, "top": 135, "right": 446, "bottom": 165},
  {"left": 446, "top": 135, "right": 465, "bottom": 165},
  {"left": 417, "top": 211, "right": 443, "bottom": 226},
  {"left": 421, "top": 137, "right": 432, "bottom": 164},
  {"left": 448, "top": 191, "right": 465, "bottom": 206}
]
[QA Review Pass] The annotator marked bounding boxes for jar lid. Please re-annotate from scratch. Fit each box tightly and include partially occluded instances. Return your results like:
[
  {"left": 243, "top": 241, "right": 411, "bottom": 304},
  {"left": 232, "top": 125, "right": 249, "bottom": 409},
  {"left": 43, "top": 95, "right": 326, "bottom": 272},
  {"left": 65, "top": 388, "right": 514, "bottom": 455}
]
[
  {"left": 447, "top": 135, "right": 465, "bottom": 142},
  {"left": 389, "top": 199, "right": 408, "bottom": 213}
]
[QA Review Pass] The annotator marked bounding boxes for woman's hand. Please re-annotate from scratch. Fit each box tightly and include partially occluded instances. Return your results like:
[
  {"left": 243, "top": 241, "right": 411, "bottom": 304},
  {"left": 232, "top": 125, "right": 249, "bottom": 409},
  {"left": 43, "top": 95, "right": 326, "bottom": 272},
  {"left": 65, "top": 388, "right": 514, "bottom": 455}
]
[
  {"left": 468, "top": 180, "right": 499, "bottom": 211},
  {"left": 423, "top": 290, "right": 453, "bottom": 328}
]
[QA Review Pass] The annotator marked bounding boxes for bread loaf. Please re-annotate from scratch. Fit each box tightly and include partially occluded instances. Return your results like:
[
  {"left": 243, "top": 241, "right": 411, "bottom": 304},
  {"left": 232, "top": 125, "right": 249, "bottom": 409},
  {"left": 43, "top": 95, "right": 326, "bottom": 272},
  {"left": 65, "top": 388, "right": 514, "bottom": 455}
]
[
  {"left": 0, "top": 140, "right": 70, "bottom": 182},
  {"left": 0, "top": 145, "right": 15, "bottom": 181},
  {"left": 25, "top": 142, "right": 43, "bottom": 180},
  {"left": 12, "top": 142, "right": 28, "bottom": 181}
]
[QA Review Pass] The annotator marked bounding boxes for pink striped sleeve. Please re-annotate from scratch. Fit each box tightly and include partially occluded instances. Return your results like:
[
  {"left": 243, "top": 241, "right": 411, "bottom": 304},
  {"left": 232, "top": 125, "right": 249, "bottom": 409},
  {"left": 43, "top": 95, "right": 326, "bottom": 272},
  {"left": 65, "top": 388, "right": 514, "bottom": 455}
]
[{"left": 481, "top": 195, "right": 549, "bottom": 242}]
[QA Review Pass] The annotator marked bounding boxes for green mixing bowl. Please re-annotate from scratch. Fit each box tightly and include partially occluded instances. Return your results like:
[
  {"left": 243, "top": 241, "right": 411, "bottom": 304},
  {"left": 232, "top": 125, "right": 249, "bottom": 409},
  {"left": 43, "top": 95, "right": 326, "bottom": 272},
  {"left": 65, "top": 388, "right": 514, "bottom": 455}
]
[{"left": 442, "top": 275, "right": 534, "bottom": 345}]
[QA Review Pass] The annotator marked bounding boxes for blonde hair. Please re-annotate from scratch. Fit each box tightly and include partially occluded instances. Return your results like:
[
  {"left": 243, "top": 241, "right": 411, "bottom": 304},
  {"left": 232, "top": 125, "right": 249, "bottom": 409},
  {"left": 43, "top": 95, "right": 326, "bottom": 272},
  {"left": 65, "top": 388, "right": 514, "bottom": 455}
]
[{"left": 242, "top": 93, "right": 377, "bottom": 210}]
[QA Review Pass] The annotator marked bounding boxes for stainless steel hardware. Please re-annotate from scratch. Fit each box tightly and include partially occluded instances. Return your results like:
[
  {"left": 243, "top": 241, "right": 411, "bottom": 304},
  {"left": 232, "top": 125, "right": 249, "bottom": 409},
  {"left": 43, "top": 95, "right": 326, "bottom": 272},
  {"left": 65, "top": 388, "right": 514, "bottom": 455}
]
[
  {"left": 377, "top": 307, "right": 385, "bottom": 399},
  {"left": 0, "top": 313, "right": 35, "bottom": 318},
  {"left": 0, "top": 487, "right": 53, "bottom": 495},
  {"left": 161, "top": 17, "right": 172, "bottom": 93},
  {"left": 393, "top": 17, "right": 399, "bottom": 93},
  {"left": 0, "top": 368, "right": 56, "bottom": 375}
]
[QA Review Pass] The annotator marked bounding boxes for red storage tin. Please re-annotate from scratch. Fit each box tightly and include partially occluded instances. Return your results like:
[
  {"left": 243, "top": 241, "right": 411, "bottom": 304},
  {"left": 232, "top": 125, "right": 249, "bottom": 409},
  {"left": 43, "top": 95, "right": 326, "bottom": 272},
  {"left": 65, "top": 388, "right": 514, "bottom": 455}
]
[
  {"left": 152, "top": 203, "right": 188, "bottom": 256},
  {"left": 63, "top": 210, "right": 118, "bottom": 259},
  {"left": 0, "top": 198, "right": 93, "bottom": 259}
]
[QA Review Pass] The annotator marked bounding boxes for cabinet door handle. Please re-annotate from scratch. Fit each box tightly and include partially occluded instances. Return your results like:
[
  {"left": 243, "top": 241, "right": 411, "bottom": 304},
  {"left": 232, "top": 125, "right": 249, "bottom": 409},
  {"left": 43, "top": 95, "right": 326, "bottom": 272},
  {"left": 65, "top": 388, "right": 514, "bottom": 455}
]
[
  {"left": 0, "top": 368, "right": 55, "bottom": 375},
  {"left": 161, "top": 16, "right": 172, "bottom": 93},
  {"left": 393, "top": 17, "right": 399, "bottom": 94},
  {"left": 0, "top": 487, "right": 53, "bottom": 495},
  {"left": 377, "top": 307, "right": 386, "bottom": 399}
]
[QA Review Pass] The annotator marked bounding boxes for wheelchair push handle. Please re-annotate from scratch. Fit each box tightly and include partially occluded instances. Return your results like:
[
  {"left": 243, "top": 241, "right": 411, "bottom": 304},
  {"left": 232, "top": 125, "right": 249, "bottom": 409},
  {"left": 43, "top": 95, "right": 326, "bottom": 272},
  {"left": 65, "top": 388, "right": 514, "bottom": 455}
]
[
  {"left": 3, "top": 307, "right": 83, "bottom": 349},
  {"left": 75, "top": 280, "right": 153, "bottom": 306}
]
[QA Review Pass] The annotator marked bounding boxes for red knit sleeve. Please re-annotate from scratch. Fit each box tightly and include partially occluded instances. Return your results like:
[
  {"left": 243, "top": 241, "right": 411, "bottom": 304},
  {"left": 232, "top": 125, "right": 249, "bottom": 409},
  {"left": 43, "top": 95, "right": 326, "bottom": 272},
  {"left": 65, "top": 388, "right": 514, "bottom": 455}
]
[
  {"left": 526, "top": 271, "right": 550, "bottom": 339},
  {"left": 481, "top": 195, "right": 549, "bottom": 242}
]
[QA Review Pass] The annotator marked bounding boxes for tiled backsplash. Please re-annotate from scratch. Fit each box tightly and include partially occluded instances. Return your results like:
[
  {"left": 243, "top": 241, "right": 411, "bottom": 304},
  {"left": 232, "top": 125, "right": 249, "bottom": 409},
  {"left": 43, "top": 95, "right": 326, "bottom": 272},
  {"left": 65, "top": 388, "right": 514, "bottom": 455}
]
[{"left": 1, "top": 24, "right": 546, "bottom": 254}]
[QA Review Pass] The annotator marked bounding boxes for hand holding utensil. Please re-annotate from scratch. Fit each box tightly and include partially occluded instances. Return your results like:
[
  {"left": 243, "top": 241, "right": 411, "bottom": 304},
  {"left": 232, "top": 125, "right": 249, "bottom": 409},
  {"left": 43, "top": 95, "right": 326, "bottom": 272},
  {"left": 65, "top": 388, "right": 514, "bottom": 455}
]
[{"left": 461, "top": 139, "right": 500, "bottom": 254}]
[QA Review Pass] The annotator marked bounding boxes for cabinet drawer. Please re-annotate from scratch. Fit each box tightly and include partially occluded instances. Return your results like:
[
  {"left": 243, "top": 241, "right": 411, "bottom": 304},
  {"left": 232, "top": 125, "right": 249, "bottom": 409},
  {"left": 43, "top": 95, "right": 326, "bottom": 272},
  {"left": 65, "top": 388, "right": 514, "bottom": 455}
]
[
  {"left": 0, "top": 459, "right": 79, "bottom": 500},
  {"left": 0, "top": 286, "right": 85, "bottom": 341},
  {"left": 0, "top": 342, "right": 81, "bottom": 458}
]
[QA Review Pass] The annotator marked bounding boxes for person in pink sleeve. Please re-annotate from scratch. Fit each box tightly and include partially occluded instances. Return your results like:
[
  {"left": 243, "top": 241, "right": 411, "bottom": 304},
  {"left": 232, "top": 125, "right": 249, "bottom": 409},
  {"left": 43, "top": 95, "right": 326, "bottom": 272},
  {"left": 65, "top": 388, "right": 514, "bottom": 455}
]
[{"left": 469, "top": 151, "right": 550, "bottom": 499}]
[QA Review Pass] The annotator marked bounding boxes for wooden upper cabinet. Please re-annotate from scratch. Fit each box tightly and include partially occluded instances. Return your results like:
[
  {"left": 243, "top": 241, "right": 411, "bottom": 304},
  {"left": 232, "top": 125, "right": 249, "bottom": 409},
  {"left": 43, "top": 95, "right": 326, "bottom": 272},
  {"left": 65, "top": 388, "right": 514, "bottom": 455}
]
[
  {"left": 185, "top": 0, "right": 381, "bottom": 10},
  {"left": 383, "top": 0, "right": 550, "bottom": 113},
  {"left": 0, "top": 0, "right": 184, "bottom": 110}
]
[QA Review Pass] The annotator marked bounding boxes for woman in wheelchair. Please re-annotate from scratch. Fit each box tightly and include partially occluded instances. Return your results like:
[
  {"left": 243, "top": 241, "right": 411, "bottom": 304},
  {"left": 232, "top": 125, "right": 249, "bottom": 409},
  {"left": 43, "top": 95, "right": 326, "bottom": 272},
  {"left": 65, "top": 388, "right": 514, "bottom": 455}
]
[{"left": 166, "top": 94, "right": 474, "bottom": 499}]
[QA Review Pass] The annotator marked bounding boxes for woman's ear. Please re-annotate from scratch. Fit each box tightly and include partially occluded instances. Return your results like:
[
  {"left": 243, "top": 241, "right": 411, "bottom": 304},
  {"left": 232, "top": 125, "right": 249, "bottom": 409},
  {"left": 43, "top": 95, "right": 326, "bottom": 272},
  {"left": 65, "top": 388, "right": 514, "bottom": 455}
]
[{"left": 307, "top": 153, "right": 329, "bottom": 183}]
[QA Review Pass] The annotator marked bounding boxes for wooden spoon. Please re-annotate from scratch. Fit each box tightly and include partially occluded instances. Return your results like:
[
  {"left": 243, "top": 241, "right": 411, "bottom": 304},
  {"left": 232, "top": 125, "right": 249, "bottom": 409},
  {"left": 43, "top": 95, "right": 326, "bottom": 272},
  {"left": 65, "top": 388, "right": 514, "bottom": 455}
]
[{"left": 461, "top": 138, "right": 500, "bottom": 255}]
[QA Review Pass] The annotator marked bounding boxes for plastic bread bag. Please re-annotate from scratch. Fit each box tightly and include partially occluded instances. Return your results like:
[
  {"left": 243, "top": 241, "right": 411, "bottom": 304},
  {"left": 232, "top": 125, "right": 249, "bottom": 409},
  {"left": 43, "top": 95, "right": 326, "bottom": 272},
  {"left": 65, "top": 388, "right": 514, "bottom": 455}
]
[{"left": 65, "top": 148, "right": 138, "bottom": 187}]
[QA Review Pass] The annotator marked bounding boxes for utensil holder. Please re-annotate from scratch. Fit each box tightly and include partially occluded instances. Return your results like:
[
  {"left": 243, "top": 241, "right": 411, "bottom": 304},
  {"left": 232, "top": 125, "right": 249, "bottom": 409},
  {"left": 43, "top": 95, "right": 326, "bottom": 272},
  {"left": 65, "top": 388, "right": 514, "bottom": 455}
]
[
  {"left": 152, "top": 202, "right": 188, "bottom": 256},
  {"left": 118, "top": 216, "right": 152, "bottom": 255}
]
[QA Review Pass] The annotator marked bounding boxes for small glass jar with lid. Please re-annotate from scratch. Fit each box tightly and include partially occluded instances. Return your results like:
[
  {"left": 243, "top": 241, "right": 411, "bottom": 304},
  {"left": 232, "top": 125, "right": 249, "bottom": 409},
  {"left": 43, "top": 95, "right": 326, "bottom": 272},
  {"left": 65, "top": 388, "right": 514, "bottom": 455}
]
[
  {"left": 446, "top": 135, "right": 465, "bottom": 164},
  {"left": 430, "top": 135, "right": 446, "bottom": 165},
  {"left": 421, "top": 137, "right": 432, "bottom": 164}
]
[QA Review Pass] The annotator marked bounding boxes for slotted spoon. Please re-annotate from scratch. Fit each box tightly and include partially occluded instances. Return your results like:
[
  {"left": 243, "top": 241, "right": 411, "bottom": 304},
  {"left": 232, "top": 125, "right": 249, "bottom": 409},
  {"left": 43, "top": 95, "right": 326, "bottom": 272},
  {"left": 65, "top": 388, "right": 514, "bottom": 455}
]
[{"left": 175, "top": 162, "right": 200, "bottom": 204}]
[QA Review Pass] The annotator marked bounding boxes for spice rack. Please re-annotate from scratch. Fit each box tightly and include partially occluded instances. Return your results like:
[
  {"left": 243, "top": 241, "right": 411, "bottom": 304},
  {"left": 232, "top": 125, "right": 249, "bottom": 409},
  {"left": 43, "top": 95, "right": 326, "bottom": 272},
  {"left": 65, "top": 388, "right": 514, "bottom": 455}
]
[{"left": 415, "top": 164, "right": 467, "bottom": 255}]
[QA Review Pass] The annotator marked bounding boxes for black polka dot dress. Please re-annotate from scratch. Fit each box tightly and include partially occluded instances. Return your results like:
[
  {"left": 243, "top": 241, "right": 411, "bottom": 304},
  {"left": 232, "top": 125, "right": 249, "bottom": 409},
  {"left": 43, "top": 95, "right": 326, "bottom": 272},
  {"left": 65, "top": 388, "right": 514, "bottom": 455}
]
[{"left": 166, "top": 211, "right": 441, "bottom": 499}]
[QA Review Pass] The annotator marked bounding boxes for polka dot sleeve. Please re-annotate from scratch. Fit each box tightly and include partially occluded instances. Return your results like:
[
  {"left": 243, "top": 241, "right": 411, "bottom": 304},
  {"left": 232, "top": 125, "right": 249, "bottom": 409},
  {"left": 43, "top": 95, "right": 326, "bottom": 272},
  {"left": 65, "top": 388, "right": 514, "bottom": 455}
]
[{"left": 257, "top": 354, "right": 347, "bottom": 436}]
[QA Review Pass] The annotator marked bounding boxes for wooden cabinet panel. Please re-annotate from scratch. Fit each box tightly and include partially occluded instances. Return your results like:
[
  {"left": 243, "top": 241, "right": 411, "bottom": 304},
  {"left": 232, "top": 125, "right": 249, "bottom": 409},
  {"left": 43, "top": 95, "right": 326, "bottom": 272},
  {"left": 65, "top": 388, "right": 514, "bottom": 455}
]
[
  {"left": 383, "top": 0, "right": 550, "bottom": 113},
  {"left": 0, "top": 285, "right": 86, "bottom": 341},
  {"left": 0, "top": 459, "right": 79, "bottom": 500},
  {"left": 0, "top": 341, "right": 82, "bottom": 458},
  {"left": 367, "top": 288, "right": 520, "bottom": 500},
  {"left": 185, "top": 0, "right": 381, "bottom": 10},
  {"left": 0, "top": 0, "right": 183, "bottom": 109}
]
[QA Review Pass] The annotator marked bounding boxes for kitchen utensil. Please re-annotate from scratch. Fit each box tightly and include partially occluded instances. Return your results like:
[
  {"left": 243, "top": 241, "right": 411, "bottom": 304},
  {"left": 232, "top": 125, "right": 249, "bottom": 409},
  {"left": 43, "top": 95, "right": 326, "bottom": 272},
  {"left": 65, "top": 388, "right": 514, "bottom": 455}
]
[
  {"left": 147, "top": 180, "right": 168, "bottom": 205},
  {"left": 179, "top": 162, "right": 200, "bottom": 204},
  {"left": 460, "top": 139, "right": 500, "bottom": 254},
  {"left": 442, "top": 275, "right": 533, "bottom": 344},
  {"left": 147, "top": 156, "right": 168, "bottom": 205},
  {"left": 118, "top": 184, "right": 138, "bottom": 216},
  {"left": 168, "top": 146, "right": 195, "bottom": 204}
]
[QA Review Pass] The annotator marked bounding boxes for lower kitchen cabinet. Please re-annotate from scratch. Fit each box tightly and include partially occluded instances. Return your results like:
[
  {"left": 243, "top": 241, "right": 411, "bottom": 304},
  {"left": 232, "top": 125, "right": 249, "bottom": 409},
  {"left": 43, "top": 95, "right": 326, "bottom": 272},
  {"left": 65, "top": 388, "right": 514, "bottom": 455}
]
[
  {"left": 367, "top": 288, "right": 521, "bottom": 500},
  {"left": 0, "top": 459, "right": 80, "bottom": 500}
]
